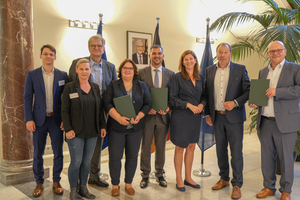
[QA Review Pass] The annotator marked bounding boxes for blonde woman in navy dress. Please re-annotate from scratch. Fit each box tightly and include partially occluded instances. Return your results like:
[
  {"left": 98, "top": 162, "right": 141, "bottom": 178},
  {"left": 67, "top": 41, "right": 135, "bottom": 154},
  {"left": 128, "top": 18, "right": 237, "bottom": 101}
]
[{"left": 170, "top": 50, "right": 206, "bottom": 191}]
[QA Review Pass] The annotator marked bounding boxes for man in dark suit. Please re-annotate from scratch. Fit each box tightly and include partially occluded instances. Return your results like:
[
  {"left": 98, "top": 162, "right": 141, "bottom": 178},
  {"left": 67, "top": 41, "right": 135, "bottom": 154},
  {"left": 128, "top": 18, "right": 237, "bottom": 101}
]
[
  {"left": 132, "top": 40, "right": 148, "bottom": 64},
  {"left": 69, "top": 34, "right": 117, "bottom": 187},
  {"left": 249, "top": 41, "right": 300, "bottom": 200},
  {"left": 24, "top": 44, "right": 69, "bottom": 197},
  {"left": 138, "top": 45, "right": 174, "bottom": 189},
  {"left": 204, "top": 43, "right": 250, "bottom": 199}
]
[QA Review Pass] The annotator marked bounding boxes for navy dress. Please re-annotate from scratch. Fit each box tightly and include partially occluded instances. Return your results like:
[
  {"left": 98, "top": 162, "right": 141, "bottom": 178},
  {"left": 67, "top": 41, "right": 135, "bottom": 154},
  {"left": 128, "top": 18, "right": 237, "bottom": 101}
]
[{"left": 170, "top": 72, "right": 205, "bottom": 148}]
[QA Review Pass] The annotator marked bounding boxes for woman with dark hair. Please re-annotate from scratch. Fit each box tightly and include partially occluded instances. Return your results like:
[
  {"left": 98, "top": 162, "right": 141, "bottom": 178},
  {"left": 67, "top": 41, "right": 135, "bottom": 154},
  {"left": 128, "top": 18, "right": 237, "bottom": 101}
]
[
  {"left": 61, "top": 58, "right": 107, "bottom": 199},
  {"left": 103, "top": 59, "right": 152, "bottom": 196},
  {"left": 170, "top": 50, "right": 206, "bottom": 192}
]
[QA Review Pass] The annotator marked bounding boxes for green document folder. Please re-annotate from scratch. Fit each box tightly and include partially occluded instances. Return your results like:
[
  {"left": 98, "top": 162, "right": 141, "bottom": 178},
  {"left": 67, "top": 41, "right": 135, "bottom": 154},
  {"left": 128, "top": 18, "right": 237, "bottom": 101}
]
[
  {"left": 150, "top": 87, "right": 168, "bottom": 112},
  {"left": 249, "top": 79, "right": 270, "bottom": 106},
  {"left": 113, "top": 95, "right": 136, "bottom": 119}
]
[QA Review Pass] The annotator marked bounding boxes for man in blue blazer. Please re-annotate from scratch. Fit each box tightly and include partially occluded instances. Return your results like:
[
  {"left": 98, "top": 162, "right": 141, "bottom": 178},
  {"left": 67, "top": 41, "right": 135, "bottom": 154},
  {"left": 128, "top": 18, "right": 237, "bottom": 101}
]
[
  {"left": 204, "top": 43, "right": 250, "bottom": 199},
  {"left": 24, "top": 44, "right": 69, "bottom": 197},
  {"left": 69, "top": 34, "right": 117, "bottom": 187},
  {"left": 250, "top": 41, "right": 300, "bottom": 200}
]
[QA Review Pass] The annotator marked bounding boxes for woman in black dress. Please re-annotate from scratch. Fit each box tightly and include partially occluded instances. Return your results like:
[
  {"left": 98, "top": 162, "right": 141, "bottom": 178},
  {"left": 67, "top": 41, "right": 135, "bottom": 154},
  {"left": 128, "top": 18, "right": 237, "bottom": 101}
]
[{"left": 170, "top": 50, "right": 206, "bottom": 191}]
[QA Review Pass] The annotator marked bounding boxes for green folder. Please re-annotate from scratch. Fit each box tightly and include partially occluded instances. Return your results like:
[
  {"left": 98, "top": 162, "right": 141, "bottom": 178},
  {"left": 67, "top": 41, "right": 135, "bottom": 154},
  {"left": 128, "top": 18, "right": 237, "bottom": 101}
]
[
  {"left": 248, "top": 79, "right": 270, "bottom": 106},
  {"left": 113, "top": 95, "right": 136, "bottom": 119},
  {"left": 150, "top": 87, "right": 168, "bottom": 112}
]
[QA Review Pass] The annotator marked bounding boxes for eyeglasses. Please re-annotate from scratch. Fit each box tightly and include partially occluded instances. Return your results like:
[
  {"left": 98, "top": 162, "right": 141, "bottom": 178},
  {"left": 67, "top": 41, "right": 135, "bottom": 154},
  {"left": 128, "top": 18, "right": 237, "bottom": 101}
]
[
  {"left": 268, "top": 49, "right": 285, "bottom": 54},
  {"left": 123, "top": 67, "right": 134, "bottom": 71},
  {"left": 90, "top": 45, "right": 103, "bottom": 49}
]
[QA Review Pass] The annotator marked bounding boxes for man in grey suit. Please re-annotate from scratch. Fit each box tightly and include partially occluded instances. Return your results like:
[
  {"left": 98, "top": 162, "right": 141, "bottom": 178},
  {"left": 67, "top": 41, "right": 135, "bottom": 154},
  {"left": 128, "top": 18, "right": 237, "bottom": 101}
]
[
  {"left": 69, "top": 34, "right": 117, "bottom": 187},
  {"left": 249, "top": 41, "right": 300, "bottom": 200},
  {"left": 204, "top": 43, "right": 250, "bottom": 199},
  {"left": 138, "top": 45, "right": 174, "bottom": 189}
]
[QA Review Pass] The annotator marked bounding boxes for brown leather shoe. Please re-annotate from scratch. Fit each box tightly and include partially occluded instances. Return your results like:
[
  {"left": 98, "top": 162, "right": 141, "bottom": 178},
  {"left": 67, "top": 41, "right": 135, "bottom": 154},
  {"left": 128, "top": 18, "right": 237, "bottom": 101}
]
[
  {"left": 53, "top": 182, "right": 64, "bottom": 195},
  {"left": 280, "top": 192, "right": 291, "bottom": 200},
  {"left": 111, "top": 186, "right": 120, "bottom": 196},
  {"left": 256, "top": 188, "right": 275, "bottom": 198},
  {"left": 212, "top": 179, "right": 230, "bottom": 190},
  {"left": 231, "top": 186, "right": 241, "bottom": 199},
  {"left": 125, "top": 186, "right": 135, "bottom": 195},
  {"left": 33, "top": 184, "right": 44, "bottom": 197}
]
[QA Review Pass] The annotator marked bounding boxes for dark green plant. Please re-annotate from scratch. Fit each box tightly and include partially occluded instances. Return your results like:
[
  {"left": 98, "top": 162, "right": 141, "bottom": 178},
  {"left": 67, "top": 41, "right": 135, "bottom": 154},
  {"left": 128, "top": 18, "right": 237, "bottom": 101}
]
[{"left": 210, "top": 0, "right": 300, "bottom": 63}]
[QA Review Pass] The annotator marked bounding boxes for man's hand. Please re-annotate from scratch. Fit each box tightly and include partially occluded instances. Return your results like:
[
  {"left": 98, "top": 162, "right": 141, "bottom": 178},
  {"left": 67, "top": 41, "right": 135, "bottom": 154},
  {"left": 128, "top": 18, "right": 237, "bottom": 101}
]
[
  {"left": 223, "top": 101, "right": 235, "bottom": 111},
  {"left": 26, "top": 121, "right": 36, "bottom": 132},
  {"left": 206, "top": 116, "right": 213, "bottom": 126},
  {"left": 266, "top": 88, "right": 276, "bottom": 98},
  {"left": 148, "top": 108, "right": 157, "bottom": 115},
  {"left": 60, "top": 122, "right": 64, "bottom": 130},
  {"left": 158, "top": 107, "right": 170, "bottom": 115},
  {"left": 249, "top": 104, "right": 258, "bottom": 108}
]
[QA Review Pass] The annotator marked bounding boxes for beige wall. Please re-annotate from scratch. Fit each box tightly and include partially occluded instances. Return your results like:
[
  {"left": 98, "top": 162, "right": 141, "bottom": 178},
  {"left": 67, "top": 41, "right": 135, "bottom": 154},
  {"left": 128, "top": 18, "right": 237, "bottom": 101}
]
[{"left": 1, "top": 0, "right": 275, "bottom": 160}]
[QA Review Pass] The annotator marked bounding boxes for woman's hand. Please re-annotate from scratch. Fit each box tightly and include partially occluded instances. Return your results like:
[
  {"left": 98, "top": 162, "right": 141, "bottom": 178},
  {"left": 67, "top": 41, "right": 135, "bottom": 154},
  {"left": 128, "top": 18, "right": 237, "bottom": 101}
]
[
  {"left": 130, "top": 115, "right": 141, "bottom": 124},
  {"left": 197, "top": 104, "right": 204, "bottom": 113},
  {"left": 117, "top": 116, "right": 130, "bottom": 126},
  {"left": 187, "top": 103, "right": 202, "bottom": 114},
  {"left": 66, "top": 130, "right": 75, "bottom": 139},
  {"left": 100, "top": 128, "right": 107, "bottom": 138}
]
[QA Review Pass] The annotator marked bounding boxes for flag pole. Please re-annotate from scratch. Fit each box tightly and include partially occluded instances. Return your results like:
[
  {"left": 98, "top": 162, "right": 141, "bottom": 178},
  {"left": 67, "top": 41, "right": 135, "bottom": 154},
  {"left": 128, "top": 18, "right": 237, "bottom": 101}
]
[
  {"left": 193, "top": 18, "right": 212, "bottom": 177},
  {"left": 97, "top": 12, "right": 109, "bottom": 181},
  {"left": 99, "top": 13, "right": 103, "bottom": 24}
]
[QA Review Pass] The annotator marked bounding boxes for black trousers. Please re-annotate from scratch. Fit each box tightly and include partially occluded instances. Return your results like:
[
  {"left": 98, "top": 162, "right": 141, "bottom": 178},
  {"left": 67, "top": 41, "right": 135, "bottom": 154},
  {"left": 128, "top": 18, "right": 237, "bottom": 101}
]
[{"left": 108, "top": 128, "right": 143, "bottom": 185}]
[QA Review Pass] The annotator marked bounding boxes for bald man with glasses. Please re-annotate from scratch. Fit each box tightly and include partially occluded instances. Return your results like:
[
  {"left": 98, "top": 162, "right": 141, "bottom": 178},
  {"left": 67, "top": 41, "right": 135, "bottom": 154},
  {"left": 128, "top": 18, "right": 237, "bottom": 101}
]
[{"left": 250, "top": 41, "right": 300, "bottom": 200}]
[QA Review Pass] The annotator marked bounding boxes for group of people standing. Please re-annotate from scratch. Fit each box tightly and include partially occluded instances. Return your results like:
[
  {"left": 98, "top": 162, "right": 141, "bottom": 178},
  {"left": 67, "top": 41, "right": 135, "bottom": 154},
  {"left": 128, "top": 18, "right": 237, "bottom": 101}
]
[{"left": 24, "top": 33, "right": 299, "bottom": 200}]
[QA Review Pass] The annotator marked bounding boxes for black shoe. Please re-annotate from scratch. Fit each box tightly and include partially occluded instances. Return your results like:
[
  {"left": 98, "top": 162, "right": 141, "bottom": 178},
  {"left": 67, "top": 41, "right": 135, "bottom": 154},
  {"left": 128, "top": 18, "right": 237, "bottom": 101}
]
[
  {"left": 88, "top": 178, "right": 109, "bottom": 187},
  {"left": 70, "top": 187, "right": 83, "bottom": 200},
  {"left": 140, "top": 177, "right": 149, "bottom": 189},
  {"left": 78, "top": 185, "right": 95, "bottom": 199},
  {"left": 156, "top": 176, "right": 167, "bottom": 187}
]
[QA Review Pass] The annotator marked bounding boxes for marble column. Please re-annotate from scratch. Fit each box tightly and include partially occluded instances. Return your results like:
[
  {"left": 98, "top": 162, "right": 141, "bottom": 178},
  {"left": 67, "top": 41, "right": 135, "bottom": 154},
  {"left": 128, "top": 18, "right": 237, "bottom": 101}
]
[{"left": 0, "top": 0, "right": 48, "bottom": 186}]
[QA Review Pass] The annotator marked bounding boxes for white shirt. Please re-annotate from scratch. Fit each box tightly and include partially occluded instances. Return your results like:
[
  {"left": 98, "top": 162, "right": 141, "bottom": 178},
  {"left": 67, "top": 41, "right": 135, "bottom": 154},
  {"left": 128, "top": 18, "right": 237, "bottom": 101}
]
[
  {"left": 214, "top": 62, "right": 230, "bottom": 111},
  {"left": 42, "top": 67, "right": 54, "bottom": 113},
  {"left": 261, "top": 59, "right": 285, "bottom": 117},
  {"left": 151, "top": 65, "right": 163, "bottom": 88},
  {"left": 136, "top": 53, "right": 144, "bottom": 64}
]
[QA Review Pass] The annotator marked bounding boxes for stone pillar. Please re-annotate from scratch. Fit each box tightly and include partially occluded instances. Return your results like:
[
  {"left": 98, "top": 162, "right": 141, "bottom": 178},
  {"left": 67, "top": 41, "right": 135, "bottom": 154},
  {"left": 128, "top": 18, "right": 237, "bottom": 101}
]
[{"left": 0, "top": 0, "right": 48, "bottom": 186}]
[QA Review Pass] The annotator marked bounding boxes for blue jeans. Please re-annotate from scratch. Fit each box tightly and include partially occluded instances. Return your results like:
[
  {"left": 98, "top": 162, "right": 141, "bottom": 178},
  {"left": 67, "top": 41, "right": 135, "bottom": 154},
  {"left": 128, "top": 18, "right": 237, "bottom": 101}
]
[{"left": 66, "top": 137, "right": 97, "bottom": 188}]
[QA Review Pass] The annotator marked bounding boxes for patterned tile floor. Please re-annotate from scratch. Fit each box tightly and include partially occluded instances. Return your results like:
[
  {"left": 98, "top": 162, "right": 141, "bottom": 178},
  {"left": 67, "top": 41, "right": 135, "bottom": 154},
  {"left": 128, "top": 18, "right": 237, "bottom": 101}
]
[{"left": 1, "top": 133, "right": 300, "bottom": 200}]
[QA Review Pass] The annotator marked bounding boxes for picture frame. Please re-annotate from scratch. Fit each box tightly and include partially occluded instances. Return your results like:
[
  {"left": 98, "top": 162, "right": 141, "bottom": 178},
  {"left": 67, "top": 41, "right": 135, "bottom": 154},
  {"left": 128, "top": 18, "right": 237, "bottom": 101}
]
[{"left": 127, "top": 31, "right": 152, "bottom": 68}]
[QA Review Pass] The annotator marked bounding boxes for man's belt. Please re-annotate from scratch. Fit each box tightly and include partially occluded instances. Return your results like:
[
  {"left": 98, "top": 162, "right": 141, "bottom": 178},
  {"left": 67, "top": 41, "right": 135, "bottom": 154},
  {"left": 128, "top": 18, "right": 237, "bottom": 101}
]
[
  {"left": 46, "top": 112, "right": 53, "bottom": 117},
  {"left": 262, "top": 116, "right": 275, "bottom": 121}
]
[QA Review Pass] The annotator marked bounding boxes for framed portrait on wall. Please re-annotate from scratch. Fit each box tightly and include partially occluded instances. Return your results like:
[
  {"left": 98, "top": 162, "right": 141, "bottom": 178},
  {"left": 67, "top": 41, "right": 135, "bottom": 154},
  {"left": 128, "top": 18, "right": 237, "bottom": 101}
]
[{"left": 127, "top": 31, "right": 152, "bottom": 68}]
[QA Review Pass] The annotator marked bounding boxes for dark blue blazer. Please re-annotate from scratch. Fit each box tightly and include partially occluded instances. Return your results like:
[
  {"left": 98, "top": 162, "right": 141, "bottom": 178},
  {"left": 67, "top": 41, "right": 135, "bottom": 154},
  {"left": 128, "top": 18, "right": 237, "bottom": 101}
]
[
  {"left": 24, "top": 67, "right": 69, "bottom": 127},
  {"left": 204, "top": 61, "right": 250, "bottom": 124},
  {"left": 103, "top": 79, "right": 152, "bottom": 132}
]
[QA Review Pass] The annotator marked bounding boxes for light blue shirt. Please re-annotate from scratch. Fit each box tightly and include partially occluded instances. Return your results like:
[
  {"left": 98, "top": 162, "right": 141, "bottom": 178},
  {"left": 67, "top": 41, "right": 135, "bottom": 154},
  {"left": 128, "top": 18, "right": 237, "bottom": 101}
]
[{"left": 90, "top": 59, "right": 103, "bottom": 95}]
